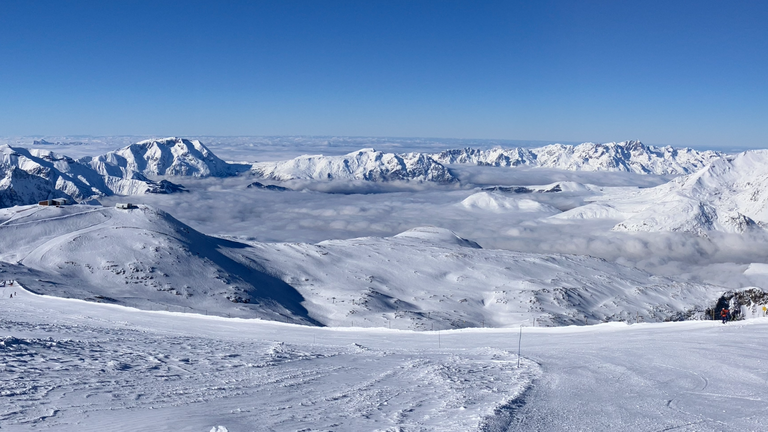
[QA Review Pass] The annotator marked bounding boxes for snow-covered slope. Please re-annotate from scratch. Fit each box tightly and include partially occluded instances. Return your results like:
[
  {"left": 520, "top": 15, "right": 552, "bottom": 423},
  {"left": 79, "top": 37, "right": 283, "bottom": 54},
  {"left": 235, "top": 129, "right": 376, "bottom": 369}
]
[
  {"left": 251, "top": 148, "right": 456, "bottom": 183},
  {"left": 0, "top": 204, "right": 317, "bottom": 324},
  {"left": 433, "top": 141, "right": 723, "bottom": 175},
  {"left": 0, "top": 205, "right": 726, "bottom": 328},
  {"left": 84, "top": 137, "right": 245, "bottom": 178},
  {"left": 245, "top": 227, "right": 724, "bottom": 328},
  {"left": 611, "top": 150, "right": 768, "bottom": 234}
]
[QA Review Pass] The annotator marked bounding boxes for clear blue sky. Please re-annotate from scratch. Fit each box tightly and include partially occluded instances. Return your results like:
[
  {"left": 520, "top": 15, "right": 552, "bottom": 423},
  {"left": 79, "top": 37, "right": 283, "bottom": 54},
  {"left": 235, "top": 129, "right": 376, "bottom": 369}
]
[{"left": 1, "top": 0, "right": 766, "bottom": 148}]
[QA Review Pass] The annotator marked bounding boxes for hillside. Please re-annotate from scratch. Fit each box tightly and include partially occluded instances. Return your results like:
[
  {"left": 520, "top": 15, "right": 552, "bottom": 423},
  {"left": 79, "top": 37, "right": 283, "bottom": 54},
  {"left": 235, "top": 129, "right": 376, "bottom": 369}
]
[
  {"left": 0, "top": 205, "right": 729, "bottom": 328},
  {"left": 0, "top": 204, "right": 317, "bottom": 324},
  {"left": 610, "top": 150, "right": 768, "bottom": 234},
  {"left": 245, "top": 227, "right": 726, "bottom": 328}
]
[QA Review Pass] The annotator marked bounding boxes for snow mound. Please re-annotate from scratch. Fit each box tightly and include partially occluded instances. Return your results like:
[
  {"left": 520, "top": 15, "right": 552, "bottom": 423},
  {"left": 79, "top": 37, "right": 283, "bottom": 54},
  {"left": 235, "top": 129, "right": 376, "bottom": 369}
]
[
  {"left": 550, "top": 203, "right": 625, "bottom": 220},
  {"left": 460, "top": 191, "right": 560, "bottom": 214},
  {"left": 433, "top": 140, "right": 723, "bottom": 175},
  {"left": 393, "top": 227, "right": 482, "bottom": 248},
  {"left": 744, "top": 263, "right": 768, "bottom": 277},
  {"left": 251, "top": 148, "right": 456, "bottom": 183}
]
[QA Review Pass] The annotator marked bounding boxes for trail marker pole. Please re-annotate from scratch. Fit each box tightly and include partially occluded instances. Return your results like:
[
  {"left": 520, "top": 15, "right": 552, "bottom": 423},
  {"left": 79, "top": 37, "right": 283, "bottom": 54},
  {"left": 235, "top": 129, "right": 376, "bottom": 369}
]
[{"left": 517, "top": 325, "right": 522, "bottom": 368}]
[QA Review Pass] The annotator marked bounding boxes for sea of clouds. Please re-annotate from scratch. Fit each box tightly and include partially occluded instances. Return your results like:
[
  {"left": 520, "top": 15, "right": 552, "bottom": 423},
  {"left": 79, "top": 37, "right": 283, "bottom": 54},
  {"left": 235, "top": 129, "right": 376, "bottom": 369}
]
[{"left": 9, "top": 135, "right": 767, "bottom": 290}]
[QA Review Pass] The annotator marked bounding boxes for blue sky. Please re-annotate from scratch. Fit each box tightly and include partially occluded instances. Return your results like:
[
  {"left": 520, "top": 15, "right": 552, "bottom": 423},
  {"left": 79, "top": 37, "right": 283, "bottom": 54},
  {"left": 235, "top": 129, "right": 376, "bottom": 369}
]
[{"left": 0, "top": 0, "right": 766, "bottom": 148}]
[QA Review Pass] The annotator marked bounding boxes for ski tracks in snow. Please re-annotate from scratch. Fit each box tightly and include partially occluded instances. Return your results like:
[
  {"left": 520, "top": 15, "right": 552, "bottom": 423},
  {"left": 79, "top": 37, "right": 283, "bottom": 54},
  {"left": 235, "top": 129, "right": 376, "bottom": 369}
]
[{"left": 0, "top": 304, "right": 538, "bottom": 431}]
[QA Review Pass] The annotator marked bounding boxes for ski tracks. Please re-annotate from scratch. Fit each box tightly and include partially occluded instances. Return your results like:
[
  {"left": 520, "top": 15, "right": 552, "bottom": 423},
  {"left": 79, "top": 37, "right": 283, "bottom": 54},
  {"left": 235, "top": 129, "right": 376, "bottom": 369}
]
[{"left": 0, "top": 317, "right": 537, "bottom": 431}]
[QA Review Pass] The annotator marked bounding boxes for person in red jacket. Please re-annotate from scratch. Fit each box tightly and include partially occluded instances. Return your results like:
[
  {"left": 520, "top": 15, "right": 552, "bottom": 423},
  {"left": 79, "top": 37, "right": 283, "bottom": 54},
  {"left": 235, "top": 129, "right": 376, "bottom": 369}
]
[{"left": 721, "top": 308, "right": 730, "bottom": 324}]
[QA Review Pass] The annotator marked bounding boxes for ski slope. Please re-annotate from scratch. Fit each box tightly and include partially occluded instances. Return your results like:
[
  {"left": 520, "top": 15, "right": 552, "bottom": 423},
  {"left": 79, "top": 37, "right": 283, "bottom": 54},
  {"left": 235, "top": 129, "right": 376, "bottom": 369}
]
[{"left": 1, "top": 285, "right": 766, "bottom": 431}]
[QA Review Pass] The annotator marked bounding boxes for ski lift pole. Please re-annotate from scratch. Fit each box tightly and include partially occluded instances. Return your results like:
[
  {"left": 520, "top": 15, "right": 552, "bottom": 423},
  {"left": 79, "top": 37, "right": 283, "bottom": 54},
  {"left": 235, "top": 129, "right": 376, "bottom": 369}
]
[{"left": 517, "top": 324, "right": 522, "bottom": 368}]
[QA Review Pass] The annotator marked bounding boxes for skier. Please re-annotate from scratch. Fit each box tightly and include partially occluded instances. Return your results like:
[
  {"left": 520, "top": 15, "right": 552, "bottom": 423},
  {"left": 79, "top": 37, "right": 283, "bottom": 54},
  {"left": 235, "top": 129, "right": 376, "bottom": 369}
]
[{"left": 721, "top": 308, "right": 729, "bottom": 324}]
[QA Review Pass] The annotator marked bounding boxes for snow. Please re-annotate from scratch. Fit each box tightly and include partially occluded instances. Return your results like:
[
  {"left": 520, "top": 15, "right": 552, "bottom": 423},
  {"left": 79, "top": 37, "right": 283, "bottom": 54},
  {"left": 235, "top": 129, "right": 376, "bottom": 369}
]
[
  {"left": 251, "top": 148, "right": 456, "bottom": 183},
  {"left": 549, "top": 203, "right": 625, "bottom": 221},
  {"left": 604, "top": 150, "right": 768, "bottom": 234},
  {"left": 433, "top": 140, "right": 724, "bottom": 175},
  {"left": 2, "top": 285, "right": 767, "bottom": 430},
  {"left": 0, "top": 287, "right": 537, "bottom": 431},
  {"left": 84, "top": 137, "right": 245, "bottom": 178},
  {"left": 0, "top": 204, "right": 728, "bottom": 329},
  {"left": 3, "top": 137, "right": 768, "bottom": 430},
  {"left": 0, "top": 204, "right": 316, "bottom": 324},
  {"left": 460, "top": 192, "right": 561, "bottom": 214},
  {"left": 0, "top": 144, "right": 190, "bottom": 206}
]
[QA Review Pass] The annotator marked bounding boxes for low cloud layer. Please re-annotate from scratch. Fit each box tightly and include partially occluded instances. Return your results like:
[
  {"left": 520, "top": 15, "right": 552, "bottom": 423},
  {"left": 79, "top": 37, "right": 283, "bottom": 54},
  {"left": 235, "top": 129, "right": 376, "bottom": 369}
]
[{"left": 96, "top": 164, "right": 768, "bottom": 291}]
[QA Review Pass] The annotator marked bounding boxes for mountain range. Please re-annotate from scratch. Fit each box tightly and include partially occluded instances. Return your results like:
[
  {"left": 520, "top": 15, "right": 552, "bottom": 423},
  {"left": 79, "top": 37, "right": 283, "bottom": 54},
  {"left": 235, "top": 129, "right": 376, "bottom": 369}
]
[
  {"left": 432, "top": 140, "right": 723, "bottom": 175},
  {"left": 0, "top": 138, "right": 245, "bottom": 208},
  {"left": 0, "top": 137, "right": 746, "bottom": 237},
  {"left": 251, "top": 148, "right": 457, "bottom": 183}
]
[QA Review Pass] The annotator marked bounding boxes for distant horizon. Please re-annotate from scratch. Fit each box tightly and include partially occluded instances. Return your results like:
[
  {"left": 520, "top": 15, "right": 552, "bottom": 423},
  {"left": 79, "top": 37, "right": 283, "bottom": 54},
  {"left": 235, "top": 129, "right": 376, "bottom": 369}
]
[{"left": 0, "top": 134, "right": 760, "bottom": 154}]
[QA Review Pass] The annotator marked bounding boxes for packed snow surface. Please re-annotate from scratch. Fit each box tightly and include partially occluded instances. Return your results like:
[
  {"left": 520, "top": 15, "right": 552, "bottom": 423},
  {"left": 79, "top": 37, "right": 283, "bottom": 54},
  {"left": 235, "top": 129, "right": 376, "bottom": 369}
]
[{"left": 1, "top": 287, "right": 767, "bottom": 431}]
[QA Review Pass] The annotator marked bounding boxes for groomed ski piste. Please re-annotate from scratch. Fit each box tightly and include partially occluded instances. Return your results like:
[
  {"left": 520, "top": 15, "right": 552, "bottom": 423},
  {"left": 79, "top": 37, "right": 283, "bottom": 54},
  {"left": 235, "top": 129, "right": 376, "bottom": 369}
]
[{"left": 2, "top": 284, "right": 767, "bottom": 431}]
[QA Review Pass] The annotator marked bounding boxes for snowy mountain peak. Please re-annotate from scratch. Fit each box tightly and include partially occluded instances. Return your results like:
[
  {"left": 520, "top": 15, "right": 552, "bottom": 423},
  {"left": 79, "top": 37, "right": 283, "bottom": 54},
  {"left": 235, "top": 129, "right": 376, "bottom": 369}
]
[
  {"left": 432, "top": 140, "right": 723, "bottom": 175},
  {"left": 85, "top": 137, "right": 237, "bottom": 178},
  {"left": 1, "top": 138, "right": 236, "bottom": 208},
  {"left": 251, "top": 149, "right": 456, "bottom": 183}
]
